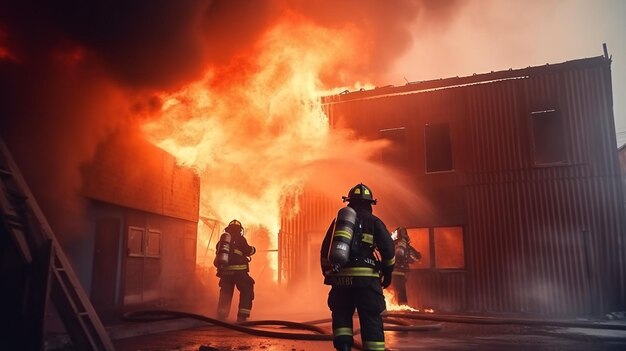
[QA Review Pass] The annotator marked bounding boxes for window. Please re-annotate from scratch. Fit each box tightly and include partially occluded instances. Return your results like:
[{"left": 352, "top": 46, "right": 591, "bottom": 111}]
[
  {"left": 380, "top": 127, "right": 408, "bottom": 169},
  {"left": 405, "top": 226, "right": 465, "bottom": 270},
  {"left": 127, "top": 226, "right": 161, "bottom": 258},
  {"left": 127, "top": 226, "right": 145, "bottom": 257},
  {"left": 531, "top": 109, "right": 566, "bottom": 165},
  {"left": 425, "top": 123, "right": 453, "bottom": 173},
  {"left": 433, "top": 227, "right": 465, "bottom": 269},
  {"left": 406, "top": 228, "right": 430, "bottom": 269}
]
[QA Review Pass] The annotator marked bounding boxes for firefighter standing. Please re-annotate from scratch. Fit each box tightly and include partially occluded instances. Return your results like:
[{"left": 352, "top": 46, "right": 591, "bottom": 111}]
[
  {"left": 321, "top": 183, "right": 395, "bottom": 351},
  {"left": 390, "top": 227, "right": 421, "bottom": 305},
  {"left": 214, "top": 219, "right": 256, "bottom": 322}
]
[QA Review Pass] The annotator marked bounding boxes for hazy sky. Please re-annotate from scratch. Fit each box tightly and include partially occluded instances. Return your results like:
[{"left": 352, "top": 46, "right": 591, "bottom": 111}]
[{"left": 388, "top": 0, "right": 626, "bottom": 146}]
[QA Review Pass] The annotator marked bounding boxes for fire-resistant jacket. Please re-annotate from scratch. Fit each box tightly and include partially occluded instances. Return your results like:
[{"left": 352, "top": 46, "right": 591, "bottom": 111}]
[
  {"left": 394, "top": 237, "right": 420, "bottom": 273},
  {"left": 216, "top": 233, "right": 256, "bottom": 276},
  {"left": 320, "top": 203, "right": 395, "bottom": 286}
]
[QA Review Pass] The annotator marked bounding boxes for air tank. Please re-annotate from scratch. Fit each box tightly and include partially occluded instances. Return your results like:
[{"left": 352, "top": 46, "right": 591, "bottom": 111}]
[
  {"left": 213, "top": 231, "right": 231, "bottom": 268},
  {"left": 328, "top": 206, "right": 357, "bottom": 267}
]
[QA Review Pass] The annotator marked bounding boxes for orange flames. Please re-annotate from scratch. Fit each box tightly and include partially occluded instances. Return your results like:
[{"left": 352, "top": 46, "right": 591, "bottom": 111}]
[
  {"left": 143, "top": 18, "right": 375, "bottom": 280},
  {"left": 383, "top": 290, "right": 434, "bottom": 313}
]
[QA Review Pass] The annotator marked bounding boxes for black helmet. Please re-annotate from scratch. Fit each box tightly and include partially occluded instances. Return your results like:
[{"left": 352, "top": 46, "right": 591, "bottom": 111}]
[
  {"left": 226, "top": 219, "right": 244, "bottom": 235},
  {"left": 342, "top": 183, "right": 377, "bottom": 204}
]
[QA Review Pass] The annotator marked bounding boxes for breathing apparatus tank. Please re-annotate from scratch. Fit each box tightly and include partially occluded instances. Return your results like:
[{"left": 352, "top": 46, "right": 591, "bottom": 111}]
[
  {"left": 213, "top": 231, "right": 232, "bottom": 268},
  {"left": 328, "top": 206, "right": 358, "bottom": 268},
  {"left": 395, "top": 239, "right": 407, "bottom": 260}
]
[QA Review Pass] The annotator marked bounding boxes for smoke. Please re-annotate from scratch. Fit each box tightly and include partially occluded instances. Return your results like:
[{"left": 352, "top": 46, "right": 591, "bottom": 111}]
[{"left": 0, "top": 0, "right": 464, "bottom": 239}]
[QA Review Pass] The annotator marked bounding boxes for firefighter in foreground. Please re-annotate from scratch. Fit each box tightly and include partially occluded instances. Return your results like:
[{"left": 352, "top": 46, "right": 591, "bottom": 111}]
[
  {"left": 390, "top": 227, "right": 421, "bottom": 305},
  {"left": 321, "top": 183, "right": 395, "bottom": 351},
  {"left": 214, "top": 219, "right": 256, "bottom": 322}
]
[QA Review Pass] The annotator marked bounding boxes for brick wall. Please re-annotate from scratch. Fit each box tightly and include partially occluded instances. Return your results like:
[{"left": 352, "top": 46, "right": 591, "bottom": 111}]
[{"left": 81, "top": 133, "right": 200, "bottom": 222}]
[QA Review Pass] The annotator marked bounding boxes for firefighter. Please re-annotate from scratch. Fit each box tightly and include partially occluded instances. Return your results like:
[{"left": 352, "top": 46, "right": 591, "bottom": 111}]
[
  {"left": 321, "top": 183, "right": 395, "bottom": 351},
  {"left": 390, "top": 227, "right": 421, "bottom": 305},
  {"left": 214, "top": 219, "right": 256, "bottom": 322}
]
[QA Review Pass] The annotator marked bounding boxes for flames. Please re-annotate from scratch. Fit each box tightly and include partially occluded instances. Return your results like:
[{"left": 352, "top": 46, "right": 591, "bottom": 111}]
[
  {"left": 143, "top": 18, "right": 374, "bottom": 280},
  {"left": 383, "top": 289, "right": 434, "bottom": 313}
]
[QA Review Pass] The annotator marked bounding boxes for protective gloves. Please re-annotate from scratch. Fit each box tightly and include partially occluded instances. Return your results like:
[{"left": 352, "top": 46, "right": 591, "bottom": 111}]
[{"left": 381, "top": 265, "right": 394, "bottom": 289}]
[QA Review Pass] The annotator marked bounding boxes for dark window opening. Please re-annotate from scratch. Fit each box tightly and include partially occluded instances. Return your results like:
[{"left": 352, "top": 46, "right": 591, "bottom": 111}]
[
  {"left": 531, "top": 109, "right": 567, "bottom": 165},
  {"left": 425, "top": 123, "right": 453, "bottom": 173},
  {"left": 380, "top": 127, "right": 408, "bottom": 170}
]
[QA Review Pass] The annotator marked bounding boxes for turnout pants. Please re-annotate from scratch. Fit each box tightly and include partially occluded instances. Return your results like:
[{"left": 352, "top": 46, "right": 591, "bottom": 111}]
[
  {"left": 391, "top": 272, "right": 408, "bottom": 305},
  {"left": 327, "top": 279, "right": 387, "bottom": 351},
  {"left": 216, "top": 272, "right": 255, "bottom": 320}
]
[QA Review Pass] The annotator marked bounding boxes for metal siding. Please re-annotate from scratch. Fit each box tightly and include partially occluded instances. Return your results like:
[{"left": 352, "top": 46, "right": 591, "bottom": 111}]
[
  {"left": 280, "top": 191, "right": 336, "bottom": 286},
  {"left": 303, "top": 57, "right": 626, "bottom": 315},
  {"left": 407, "top": 271, "right": 466, "bottom": 312}
]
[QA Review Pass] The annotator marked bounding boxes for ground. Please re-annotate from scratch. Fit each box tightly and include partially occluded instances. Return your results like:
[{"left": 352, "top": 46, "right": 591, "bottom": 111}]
[{"left": 112, "top": 318, "right": 626, "bottom": 351}]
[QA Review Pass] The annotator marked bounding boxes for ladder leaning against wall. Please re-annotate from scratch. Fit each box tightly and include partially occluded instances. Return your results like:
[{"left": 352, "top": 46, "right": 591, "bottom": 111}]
[{"left": 0, "top": 138, "right": 114, "bottom": 351}]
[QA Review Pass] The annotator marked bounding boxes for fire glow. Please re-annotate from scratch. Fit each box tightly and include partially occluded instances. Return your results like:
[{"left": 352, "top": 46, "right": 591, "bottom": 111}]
[
  {"left": 383, "top": 290, "right": 434, "bottom": 313},
  {"left": 144, "top": 19, "right": 373, "bottom": 280}
]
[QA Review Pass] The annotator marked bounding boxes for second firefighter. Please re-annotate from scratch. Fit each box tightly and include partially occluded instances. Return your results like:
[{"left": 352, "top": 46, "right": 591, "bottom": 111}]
[
  {"left": 390, "top": 227, "right": 421, "bottom": 305},
  {"left": 214, "top": 219, "right": 256, "bottom": 322}
]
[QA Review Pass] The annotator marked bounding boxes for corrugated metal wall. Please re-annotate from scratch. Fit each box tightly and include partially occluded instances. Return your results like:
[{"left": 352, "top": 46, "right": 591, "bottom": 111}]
[
  {"left": 279, "top": 191, "right": 336, "bottom": 285},
  {"left": 280, "top": 56, "right": 625, "bottom": 315}
]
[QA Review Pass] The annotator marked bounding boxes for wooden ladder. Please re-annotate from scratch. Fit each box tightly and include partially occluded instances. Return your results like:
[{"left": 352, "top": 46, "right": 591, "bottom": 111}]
[{"left": 0, "top": 138, "right": 114, "bottom": 351}]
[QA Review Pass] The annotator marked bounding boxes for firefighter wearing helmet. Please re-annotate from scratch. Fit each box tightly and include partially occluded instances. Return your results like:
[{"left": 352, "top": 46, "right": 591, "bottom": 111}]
[
  {"left": 390, "top": 227, "right": 421, "bottom": 305},
  {"left": 320, "top": 183, "right": 395, "bottom": 351},
  {"left": 214, "top": 219, "right": 256, "bottom": 322}
]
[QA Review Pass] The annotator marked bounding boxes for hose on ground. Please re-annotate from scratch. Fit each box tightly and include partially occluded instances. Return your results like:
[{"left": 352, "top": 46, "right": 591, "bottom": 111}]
[
  {"left": 123, "top": 309, "right": 443, "bottom": 351},
  {"left": 386, "top": 312, "right": 626, "bottom": 331},
  {"left": 123, "top": 310, "right": 332, "bottom": 341}
]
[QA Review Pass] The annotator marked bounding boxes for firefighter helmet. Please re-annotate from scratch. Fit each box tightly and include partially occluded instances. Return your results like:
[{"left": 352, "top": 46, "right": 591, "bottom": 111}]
[
  {"left": 342, "top": 183, "right": 377, "bottom": 204},
  {"left": 226, "top": 219, "right": 244, "bottom": 235}
]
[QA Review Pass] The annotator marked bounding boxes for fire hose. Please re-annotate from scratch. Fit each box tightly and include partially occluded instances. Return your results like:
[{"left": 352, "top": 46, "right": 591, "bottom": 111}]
[
  {"left": 123, "top": 309, "right": 626, "bottom": 349},
  {"left": 122, "top": 309, "right": 443, "bottom": 350}
]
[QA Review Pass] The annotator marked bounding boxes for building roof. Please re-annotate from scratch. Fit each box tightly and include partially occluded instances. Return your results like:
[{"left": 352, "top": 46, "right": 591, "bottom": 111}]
[{"left": 322, "top": 56, "right": 611, "bottom": 104}]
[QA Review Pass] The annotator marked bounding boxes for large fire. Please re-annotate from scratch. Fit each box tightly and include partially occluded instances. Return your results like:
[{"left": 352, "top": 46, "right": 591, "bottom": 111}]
[{"left": 143, "top": 18, "right": 373, "bottom": 281}]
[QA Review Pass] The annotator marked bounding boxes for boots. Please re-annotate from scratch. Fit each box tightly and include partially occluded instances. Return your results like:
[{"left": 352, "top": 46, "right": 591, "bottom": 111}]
[
  {"left": 335, "top": 344, "right": 351, "bottom": 351},
  {"left": 237, "top": 314, "right": 248, "bottom": 322}
]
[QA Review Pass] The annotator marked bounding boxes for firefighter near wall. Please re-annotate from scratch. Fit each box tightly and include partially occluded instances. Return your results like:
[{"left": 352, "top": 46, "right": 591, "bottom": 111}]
[
  {"left": 320, "top": 183, "right": 396, "bottom": 351},
  {"left": 390, "top": 227, "right": 421, "bottom": 305},
  {"left": 214, "top": 219, "right": 257, "bottom": 322}
]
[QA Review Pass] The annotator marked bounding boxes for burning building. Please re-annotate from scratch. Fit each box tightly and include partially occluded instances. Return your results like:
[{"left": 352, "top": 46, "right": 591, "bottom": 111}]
[
  {"left": 281, "top": 54, "right": 626, "bottom": 316},
  {"left": 80, "top": 133, "right": 200, "bottom": 316}
]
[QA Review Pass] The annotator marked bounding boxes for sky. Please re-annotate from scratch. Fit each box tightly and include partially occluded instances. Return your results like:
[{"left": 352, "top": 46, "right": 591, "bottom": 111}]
[{"left": 387, "top": 0, "right": 626, "bottom": 146}]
